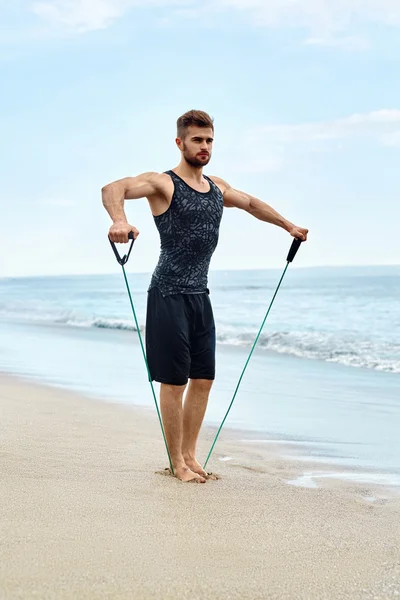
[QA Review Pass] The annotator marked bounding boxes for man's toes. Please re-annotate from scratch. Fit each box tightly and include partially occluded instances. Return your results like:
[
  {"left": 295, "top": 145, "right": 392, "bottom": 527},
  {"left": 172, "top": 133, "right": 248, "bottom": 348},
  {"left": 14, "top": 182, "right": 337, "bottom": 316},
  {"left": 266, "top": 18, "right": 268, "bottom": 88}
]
[
  {"left": 185, "top": 461, "right": 208, "bottom": 478},
  {"left": 173, "top": 466, "right": 207, "bottom": 483},
  {"left": 193, "top": 476, "right": 206, "bottom": 483},
  {"left": 189, "top": 472, "right": 206, "bottom": 483}
]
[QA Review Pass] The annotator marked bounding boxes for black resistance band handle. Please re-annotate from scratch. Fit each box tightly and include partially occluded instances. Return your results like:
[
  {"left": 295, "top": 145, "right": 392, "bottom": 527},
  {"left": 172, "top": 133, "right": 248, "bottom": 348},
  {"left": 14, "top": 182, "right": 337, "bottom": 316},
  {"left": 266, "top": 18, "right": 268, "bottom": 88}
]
[
  {"left": 286, "top": 238, "right": 302, "bottom": 263},
  {"left": 108, "top": 231, "right": 135, "bottom": 266}
]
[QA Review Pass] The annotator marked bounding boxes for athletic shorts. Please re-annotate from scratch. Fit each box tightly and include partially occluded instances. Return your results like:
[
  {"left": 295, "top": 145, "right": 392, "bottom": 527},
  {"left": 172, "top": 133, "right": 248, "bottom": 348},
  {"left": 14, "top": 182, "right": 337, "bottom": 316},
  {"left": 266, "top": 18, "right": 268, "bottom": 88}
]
[{"left": 145, "top": 287, "right": 216, "bottom": 386}]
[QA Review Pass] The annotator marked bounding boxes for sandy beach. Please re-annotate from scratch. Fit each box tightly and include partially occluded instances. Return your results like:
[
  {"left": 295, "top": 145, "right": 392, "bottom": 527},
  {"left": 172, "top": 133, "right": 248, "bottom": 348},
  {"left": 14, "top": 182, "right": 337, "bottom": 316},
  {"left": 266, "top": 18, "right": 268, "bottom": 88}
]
[{"left": 1, "top": 373, "right": 399, "bottom": 600}]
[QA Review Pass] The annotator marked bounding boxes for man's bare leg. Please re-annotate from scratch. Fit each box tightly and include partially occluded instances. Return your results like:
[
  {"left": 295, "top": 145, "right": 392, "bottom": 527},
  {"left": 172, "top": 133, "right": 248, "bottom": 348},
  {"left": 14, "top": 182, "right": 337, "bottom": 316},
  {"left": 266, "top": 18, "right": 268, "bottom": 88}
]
[
  {"left": 182, "top": 378, "right": 213, "bottom": 478},
  {"left": 160, "top": 383, "right": 206, "bottom": 483}
]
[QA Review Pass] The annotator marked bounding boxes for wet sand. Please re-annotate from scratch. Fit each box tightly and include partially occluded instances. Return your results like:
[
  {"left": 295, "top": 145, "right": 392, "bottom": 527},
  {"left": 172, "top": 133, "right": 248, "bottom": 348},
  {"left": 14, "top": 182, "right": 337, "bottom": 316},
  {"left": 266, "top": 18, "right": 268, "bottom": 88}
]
[{"left": 1, "top": 374, "right": 399, "bottom": 599}]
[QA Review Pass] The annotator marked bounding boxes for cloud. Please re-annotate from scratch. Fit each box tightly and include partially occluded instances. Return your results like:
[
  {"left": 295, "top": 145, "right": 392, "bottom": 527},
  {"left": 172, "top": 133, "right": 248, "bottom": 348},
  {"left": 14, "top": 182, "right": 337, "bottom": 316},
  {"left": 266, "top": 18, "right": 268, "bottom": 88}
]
[
  {"left": 305, "top": 35, "right": 370, "bottom": 52},
  {"left": 31, "top": 0, "right": 189, "bottom": 33},
  {"left": 29, "top": 0, "right": 400, "bottom": 35},
  {"left": 32, "top": 0, "right": 126, "bottom": 32},
  {"left": 211, "top": 109, "right": 400, "bottom": 175},
  {"left": 218, "top": 0, "right": 400, "bottom": 33},
  {"left": 252, "top": 110, "right": 400, "bottom": 147},
  {"left": 381, "top": 130, "right": 400, "bottom": 147},
  {"left": 240, "top": 110, "right": 400, "bottom": 171}
]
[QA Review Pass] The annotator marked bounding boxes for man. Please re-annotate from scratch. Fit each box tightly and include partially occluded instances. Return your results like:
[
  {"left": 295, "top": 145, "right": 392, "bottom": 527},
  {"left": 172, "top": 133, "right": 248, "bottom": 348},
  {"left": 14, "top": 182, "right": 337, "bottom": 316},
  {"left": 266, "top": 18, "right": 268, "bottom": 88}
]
[{"left": 102, "top": 110, "right": 308, "bottom": 484}]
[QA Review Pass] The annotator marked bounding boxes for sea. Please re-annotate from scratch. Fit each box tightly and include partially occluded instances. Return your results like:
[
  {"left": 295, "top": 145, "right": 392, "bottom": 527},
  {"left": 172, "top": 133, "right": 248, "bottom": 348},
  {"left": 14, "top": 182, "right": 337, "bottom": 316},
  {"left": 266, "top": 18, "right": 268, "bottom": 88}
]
[{"left": 1, "top": 265, "right": 399, "bottom": 490}]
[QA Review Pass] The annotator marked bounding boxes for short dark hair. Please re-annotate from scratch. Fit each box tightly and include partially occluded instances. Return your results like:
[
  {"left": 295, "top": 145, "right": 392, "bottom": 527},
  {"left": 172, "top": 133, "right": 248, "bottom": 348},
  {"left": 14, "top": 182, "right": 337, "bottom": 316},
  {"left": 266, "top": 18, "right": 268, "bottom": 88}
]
[{"left": 177, "top": 110, "right": 214, "bottom": 139}]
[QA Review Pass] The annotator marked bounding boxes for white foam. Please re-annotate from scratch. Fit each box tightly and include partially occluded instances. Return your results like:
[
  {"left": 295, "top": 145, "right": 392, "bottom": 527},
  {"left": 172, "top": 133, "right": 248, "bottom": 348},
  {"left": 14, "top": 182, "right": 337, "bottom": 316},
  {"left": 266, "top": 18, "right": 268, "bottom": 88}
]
[
  {"left": 287, "top": 470, "right": 400, "bottom": 489},
  {"left": 240, "top": 439, "right": 323, "bottom": 445},
  {"left": 287, "top": 475, "right": 319, "bottom": 488},
  {"left": 216, "top": 328, "right": 400, "bottom": 374}
]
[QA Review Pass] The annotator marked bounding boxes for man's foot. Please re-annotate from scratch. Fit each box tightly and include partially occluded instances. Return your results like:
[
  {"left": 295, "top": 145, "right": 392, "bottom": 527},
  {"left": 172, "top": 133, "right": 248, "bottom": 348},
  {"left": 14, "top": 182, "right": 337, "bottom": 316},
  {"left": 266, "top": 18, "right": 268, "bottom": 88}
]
[
  {"left": 184, "top": 458, "right": 219, "bottom": 480},
  {"left": 173, "top": 464, "right": 206, "bottom": 483}
]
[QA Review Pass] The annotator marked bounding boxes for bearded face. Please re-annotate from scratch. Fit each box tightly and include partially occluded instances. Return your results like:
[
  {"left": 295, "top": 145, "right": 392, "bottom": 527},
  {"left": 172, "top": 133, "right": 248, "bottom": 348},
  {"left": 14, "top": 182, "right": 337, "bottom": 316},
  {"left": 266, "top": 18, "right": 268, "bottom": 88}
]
[{"left": 177, "top": 126, "right": 214, "bottom": 168}]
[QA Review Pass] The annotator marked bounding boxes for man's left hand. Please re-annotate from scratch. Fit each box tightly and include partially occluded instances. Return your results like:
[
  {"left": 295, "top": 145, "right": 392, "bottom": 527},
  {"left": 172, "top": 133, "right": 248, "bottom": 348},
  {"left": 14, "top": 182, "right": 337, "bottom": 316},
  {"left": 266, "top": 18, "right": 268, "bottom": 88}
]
[{"left": 289, "top": 226, "right": 308, "bottom": 241}]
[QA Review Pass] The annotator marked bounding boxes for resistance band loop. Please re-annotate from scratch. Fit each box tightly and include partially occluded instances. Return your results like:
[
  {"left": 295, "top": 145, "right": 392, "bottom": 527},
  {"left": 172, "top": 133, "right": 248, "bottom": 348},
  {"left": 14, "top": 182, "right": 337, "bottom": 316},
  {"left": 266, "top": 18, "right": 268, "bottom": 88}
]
[
  {"left": 109, "top": 233, "right": 174, "bottom": 474},
  {"left": 203, "top": 238, "right": 303, "bottom": 470},
  {"left": 110, "top": 233, "right": 303, "bottom": 476}
]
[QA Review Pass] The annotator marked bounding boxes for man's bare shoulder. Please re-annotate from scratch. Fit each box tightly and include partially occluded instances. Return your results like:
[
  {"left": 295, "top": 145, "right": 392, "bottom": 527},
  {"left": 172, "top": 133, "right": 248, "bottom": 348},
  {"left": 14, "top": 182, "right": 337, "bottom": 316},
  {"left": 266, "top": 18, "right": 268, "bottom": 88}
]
[
  {"left": 208, "top": 175, "right": 231, "bottom": 193},
  {"left": 138, "top": 171, "right": 169, "bottom": 183},
  {"left": 137, "top": 171, "right": 173, "bottom": 193}
]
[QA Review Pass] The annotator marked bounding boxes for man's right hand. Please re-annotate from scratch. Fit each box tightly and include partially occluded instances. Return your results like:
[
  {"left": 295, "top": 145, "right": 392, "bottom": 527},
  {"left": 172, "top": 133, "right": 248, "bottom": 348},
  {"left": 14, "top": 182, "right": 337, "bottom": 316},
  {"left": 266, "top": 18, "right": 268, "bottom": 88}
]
[{"left": 108, "top": 221, "right": 139, "bottom": 243}]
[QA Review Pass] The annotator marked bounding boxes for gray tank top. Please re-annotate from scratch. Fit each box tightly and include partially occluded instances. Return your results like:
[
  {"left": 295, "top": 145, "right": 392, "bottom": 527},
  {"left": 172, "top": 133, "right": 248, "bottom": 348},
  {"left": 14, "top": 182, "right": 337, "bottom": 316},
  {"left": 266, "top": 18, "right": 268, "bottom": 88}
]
[{"left": 148, "top": 170, "right": 224, "bottom": 296}]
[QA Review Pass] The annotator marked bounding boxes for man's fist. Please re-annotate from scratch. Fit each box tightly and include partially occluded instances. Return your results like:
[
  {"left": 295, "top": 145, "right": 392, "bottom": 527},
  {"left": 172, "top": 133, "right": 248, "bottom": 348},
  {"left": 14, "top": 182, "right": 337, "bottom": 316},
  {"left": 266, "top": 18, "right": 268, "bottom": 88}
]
[
  {"left": 289, "top": 226, "right": 308, "bottom": 242},
  {"left": 108, "top": 221, "right": 139, "bottom": 243}
]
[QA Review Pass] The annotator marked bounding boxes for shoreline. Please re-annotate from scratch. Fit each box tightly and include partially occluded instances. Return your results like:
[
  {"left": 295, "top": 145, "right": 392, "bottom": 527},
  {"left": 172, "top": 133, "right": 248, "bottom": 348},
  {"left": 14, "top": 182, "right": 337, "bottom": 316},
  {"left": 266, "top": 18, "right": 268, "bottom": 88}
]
[
  {"left": 1, "top": 369, "right": 400, "bottom": 498},
  {"left": 2, "top": 366, "right": 400, "bottom": 495},
  {"left": 1, "top": 372, "right": 400, "bottom": 599}
]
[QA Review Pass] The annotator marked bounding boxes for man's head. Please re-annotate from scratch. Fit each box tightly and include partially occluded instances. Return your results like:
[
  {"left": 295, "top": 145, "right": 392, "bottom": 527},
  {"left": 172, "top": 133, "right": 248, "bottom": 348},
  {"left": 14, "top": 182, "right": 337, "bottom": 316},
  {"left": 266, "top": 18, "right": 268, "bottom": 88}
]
[{"left": 176, "top": 110, "right": 214, "bottom": 168}]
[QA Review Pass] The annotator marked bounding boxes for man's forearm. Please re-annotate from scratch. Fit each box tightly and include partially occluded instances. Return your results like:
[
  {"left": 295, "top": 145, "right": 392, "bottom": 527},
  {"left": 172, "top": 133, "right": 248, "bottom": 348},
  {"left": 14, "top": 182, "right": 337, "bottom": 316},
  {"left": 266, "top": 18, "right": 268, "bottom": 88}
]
[
  {"left": 247, "top": 195, "right": 293, "bottom": 231},
  {"left": 102, "top": 182, "right": 128, "bottom": 224}
]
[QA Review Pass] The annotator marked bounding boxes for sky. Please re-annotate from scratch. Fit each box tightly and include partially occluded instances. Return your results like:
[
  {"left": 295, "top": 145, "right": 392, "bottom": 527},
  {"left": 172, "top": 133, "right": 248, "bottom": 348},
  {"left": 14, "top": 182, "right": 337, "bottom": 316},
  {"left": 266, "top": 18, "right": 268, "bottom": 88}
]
[{"left": 1, "top": 0, "right": 400, "bottom": 277}]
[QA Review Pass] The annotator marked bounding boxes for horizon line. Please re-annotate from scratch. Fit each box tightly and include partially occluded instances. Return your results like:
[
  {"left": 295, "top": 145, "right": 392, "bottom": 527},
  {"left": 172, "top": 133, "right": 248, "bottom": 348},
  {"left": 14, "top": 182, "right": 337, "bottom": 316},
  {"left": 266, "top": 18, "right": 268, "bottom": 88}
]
[{"left": 1, "top": 263, "right": 399, "bottom": 280}]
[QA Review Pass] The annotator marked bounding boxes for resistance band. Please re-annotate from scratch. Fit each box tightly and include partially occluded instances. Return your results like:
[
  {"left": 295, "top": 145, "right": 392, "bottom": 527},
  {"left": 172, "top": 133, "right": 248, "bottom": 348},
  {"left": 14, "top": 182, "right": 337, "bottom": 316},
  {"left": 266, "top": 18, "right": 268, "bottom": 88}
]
[
  {"left": 203, "top": 238, "right": 302, "bottom": 470},
  {"left": 109, "top": 232, "right": 174, "bottom": 475},
  {"left": 110, "top": 234, "right": 302, "bottom": 475}
]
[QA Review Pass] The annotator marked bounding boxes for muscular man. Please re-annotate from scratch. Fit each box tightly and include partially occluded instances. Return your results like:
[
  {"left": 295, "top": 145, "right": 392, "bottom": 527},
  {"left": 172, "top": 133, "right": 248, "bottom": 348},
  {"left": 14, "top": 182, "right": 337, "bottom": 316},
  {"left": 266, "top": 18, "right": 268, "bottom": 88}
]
[{"left": 102, "top": 110, "right": 308, "bottom": 483}]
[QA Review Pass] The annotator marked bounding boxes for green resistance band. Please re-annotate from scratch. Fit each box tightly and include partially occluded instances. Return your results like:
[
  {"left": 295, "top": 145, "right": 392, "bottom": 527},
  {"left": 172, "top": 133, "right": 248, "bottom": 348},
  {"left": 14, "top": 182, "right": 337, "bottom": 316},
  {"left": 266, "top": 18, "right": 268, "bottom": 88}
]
[
  {"left": 203, "top": 237, "right": 302, "bottom": 470},
  {"left": 109, "top": 233, "right": 303, "bottom": 476},
  {"left": 109, "top": 232, "right": 174, "bottom": 475}
]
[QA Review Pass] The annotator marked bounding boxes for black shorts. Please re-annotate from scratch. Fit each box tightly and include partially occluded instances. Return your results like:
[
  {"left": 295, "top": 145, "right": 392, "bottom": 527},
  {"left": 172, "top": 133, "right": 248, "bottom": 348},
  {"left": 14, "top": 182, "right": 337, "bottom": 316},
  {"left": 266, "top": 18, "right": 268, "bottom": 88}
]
[{"left": 145, "top": 287, "right": 216, "bottom": 386}]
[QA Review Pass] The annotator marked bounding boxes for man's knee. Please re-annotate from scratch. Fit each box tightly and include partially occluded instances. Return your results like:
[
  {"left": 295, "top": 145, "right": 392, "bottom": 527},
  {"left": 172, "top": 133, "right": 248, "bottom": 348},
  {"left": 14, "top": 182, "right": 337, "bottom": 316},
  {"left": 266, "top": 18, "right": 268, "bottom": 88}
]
[
  {"left": 160, "top": 382, "right": 187, "bottom": 399},
  {"left": 189, "top": 378, "right": 214, "bottom": 393}
]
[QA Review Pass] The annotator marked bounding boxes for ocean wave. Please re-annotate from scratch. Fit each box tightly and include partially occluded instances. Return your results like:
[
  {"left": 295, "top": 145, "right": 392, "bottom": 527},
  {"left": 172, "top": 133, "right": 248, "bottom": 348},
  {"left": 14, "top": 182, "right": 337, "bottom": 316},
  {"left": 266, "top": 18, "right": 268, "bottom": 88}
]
[
  {"left": 0, "top": 309, "right": 140, "bottom": 333},
  {"left": 61, "top": 317, "right": 400, "bottom": 373},
  {"left": 57, "top": 316, "right": 140, "bottom": 332},
  {"left": 1, "top": 309, "right": 399, "bottom": 374},
  {"left": 216, "top": 329, "right": 400, "bottom": 374}
]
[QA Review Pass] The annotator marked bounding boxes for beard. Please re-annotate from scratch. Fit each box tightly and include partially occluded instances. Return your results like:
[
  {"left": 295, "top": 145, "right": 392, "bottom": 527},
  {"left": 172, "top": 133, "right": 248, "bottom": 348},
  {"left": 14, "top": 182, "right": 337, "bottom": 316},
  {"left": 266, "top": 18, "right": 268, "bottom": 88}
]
[{"left": 182, "top": 144, "right": 211, "bottom": 168}]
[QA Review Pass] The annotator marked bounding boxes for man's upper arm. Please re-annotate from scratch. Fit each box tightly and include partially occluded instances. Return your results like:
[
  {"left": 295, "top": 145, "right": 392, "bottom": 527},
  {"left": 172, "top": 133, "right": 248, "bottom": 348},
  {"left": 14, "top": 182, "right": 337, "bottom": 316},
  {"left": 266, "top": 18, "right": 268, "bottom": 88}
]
[
  {"left": 103, "top": 172, "right": 162, "bottom": 200},
  {"left": 124, "top": 171, "right": 166, "bottom": 199},
  {"left": 210, "top": 176, "right": 251, "bottom": 210}
]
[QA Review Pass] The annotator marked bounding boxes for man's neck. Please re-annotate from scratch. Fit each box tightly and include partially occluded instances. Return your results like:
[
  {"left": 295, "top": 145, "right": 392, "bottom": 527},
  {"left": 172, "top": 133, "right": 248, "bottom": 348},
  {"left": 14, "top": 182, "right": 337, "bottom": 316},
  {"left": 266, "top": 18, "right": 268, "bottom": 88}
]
[{"left": 174, "top": 161, "right": 204, "bottom": 184}]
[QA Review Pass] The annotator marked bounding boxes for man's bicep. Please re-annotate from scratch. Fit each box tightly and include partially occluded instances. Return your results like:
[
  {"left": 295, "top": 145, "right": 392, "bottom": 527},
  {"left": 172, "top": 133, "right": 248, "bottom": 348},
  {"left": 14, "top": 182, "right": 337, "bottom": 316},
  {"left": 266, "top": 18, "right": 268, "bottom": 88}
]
[
  {"left": 209, "top": 176, "right": 251, "bottom": 210},
  {"left": 223, "top": 187, "right": 251, "bottom": 210}
]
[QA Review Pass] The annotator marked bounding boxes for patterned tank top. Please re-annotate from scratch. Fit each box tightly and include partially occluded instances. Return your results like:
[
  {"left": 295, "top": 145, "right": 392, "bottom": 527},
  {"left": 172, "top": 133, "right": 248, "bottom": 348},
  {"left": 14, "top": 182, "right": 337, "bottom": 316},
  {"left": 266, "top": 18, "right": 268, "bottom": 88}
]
[{"left": 148, "top": 170, "right": 224, "bottom": 296}]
